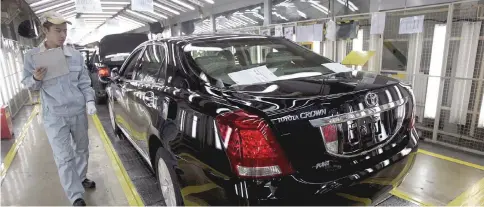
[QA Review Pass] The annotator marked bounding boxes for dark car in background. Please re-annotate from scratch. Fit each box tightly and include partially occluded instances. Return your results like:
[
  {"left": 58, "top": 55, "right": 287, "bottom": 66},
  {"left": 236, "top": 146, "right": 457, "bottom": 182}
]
[
  {"left": 87, "top": 33, "right": 148, "bottom": 104},
  {"left": 106, "top": 34, "right": 419, "bottom": 206}
]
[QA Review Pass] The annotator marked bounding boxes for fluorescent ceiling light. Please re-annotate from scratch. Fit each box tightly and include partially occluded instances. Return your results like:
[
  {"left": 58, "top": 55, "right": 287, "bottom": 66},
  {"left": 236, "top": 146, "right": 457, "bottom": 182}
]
[
  {"left": 63, "top": 10, "right": 76, "bottom": 16},
  {"left": 118, "top": 15, "right": 145, "bottom": 26},
  {"left": 126, "top": 9, "right": 157, "bottom": 22},
  {"left": 82, "top": 17, "right": 110, "bottom": 20},
  {"left": 81, "top": 11, "right": 117, "bottom": 14},
  {"left": 153, "top": 2, "right": 180, "bottom": 14},
  {"left": 101, "top": 1, "right": 130, "bottom": 5},
  {"left": 310, "top": 3, "right": 329, "bottom": 14},
  {"left": 57, "top": 5, "right": 75, "bottom": 14},
  {"left": 424, "top": 24, "right": 447, "bottom": 119},
  {"left": 102, "top": 6, "right": 125, "bottom": 9},
  {"left": 82, "top": 14, "right": 112, "bottom": 18},
  {"left": 30, "top": 0, "right": 51, "bottom": 7},
  {"left": 116, "top": 18, "right": 139, "bottom": 27},
  {"left": 172, "top": 0, "right": 195, "bottom": 10},
  {"left": 203, "top": 0, "right": 214, "bottom": 3},
  {"left": 148, "top": 11, "right": 168, "bottom": 19},
  {"left": 35, "top": 0, "right": 74, "bottom": 14},
  {"left": 297, "top": 10, "right": 307, "bottom": 18}
]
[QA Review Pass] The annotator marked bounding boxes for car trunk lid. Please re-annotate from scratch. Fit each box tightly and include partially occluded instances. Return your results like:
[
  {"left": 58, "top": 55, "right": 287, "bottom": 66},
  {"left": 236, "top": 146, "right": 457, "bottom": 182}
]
[{"left": 222, "top": 71, "right": 413, "bottom": 182}]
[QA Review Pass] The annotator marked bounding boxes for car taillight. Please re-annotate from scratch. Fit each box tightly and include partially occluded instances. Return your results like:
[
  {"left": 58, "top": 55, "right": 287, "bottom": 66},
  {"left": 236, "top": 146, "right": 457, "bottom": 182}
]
[
  {"left": 215, "top": 109, "right": 294, "bottom": 178},
  {"left": 321, "top": 124, "right": 338, "bottom": 154},
  {"left": 98, "top": 67, "right": 109, "bottom": 77}
]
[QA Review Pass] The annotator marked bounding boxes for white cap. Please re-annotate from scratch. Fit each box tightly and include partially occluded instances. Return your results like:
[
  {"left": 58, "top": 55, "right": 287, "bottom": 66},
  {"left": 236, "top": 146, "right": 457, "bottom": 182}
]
[{"left": 40, "top": 11, "right": 72, "bottom": 25}]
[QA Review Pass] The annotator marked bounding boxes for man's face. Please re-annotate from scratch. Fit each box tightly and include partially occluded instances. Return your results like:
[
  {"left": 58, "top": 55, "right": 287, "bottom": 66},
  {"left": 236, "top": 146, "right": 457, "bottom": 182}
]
[{"left": 44, "top": 23, "right": 67, "bottom": 47}]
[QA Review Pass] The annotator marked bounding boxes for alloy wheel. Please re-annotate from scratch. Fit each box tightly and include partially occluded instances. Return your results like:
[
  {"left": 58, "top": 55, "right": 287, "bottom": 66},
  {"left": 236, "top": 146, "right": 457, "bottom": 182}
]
[{"left": 157, "top": 157, "right": 176, "bottom": 206}]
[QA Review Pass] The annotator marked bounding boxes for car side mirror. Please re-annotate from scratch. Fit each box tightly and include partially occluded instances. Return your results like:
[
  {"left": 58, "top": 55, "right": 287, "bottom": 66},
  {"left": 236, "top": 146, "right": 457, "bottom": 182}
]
[{"left": 110, "top": 67, "right": 120, "bottom": 81}]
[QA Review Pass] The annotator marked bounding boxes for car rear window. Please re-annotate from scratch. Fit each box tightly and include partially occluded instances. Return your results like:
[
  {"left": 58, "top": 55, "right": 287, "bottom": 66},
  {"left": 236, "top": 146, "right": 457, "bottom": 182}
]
[{"left": 184, "top": 37, "right": 340, "bottom": 86}]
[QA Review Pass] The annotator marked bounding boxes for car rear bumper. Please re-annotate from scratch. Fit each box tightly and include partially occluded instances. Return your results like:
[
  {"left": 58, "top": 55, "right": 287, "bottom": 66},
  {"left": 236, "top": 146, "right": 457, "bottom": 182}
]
[
  {"left": 191, "top": 129, "right": 419, "bottom": 206},
  {"left": 249, "top": 129, "right": 418, "bottom": 205}
]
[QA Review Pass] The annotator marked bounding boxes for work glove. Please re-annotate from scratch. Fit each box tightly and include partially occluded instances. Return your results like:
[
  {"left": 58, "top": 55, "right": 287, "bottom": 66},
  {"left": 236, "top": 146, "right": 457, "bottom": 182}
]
[{"left": 87, "top": 101, "right": 97, "bottom": 115}]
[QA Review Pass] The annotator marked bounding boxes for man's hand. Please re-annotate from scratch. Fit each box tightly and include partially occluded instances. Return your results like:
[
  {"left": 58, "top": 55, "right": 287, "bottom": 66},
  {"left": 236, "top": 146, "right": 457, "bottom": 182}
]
[
  {"left": 33, "top": 67, "right": 47, "bottom": 81},
  {"left": 87, "top": 101, "right": 97, "bottom": 115}
]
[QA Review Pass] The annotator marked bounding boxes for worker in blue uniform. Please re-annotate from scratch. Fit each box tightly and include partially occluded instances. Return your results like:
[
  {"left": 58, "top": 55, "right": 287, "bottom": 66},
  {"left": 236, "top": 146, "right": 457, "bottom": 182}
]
[{"left": 21, "top": 11, "right": 96, "bottom": 206}]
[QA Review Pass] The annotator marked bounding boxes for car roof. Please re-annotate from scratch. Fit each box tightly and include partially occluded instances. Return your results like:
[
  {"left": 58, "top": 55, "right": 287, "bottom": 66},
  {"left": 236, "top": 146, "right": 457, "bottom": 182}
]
[{"left": 142, "top": 33, "right": 275, "bottom": 46}]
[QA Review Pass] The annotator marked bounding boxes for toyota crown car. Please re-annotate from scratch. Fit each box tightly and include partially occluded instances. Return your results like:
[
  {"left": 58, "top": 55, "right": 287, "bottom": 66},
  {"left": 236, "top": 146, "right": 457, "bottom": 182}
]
[{"left": 106, "top": 34, "right": 419, "bottom": 206}]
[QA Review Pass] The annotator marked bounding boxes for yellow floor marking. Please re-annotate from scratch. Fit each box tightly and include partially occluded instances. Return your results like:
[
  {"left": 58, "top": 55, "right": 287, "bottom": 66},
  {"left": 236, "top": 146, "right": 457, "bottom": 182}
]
[
  {"left": 92, "top": 114, "right": 144, "bottom": 206},
  {"left": 418, "top": 149, "right": 484, "bottom": 171},
  {"left": 0, "top": 105, "right": 39, "bottom": 184},
  {"left": 181, "top": 183, "right": 219, "bottom": 197},
  {"left": 447, "top": 177, "right": 484, "bottom": 206},
  {"left": 390, "top": 188, "right": 435, "bottom": 206},
  {"left": 336, "top": 193, "right": 372, "bottom": 206}
]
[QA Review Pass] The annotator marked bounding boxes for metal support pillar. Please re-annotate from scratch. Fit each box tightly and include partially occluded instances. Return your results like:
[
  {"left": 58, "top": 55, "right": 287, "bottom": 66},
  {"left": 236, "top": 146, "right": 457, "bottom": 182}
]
[
  {"left": 368, "top": 34, "right": 383, "bottom": 73},
  {"left": 210, "top": 15, "right": 216, "bottom": 33},
  {"left": 264, "top": 0, "right": 272, "bottom": 26}
]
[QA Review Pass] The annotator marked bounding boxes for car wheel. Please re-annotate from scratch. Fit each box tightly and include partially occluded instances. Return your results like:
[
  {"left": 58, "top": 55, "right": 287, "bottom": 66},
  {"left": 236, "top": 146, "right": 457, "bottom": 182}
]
[
  {"left": 108, "top": 98, "right": 122, "bottom": 139},
  {"left": 155, "top": 147, "right": 184, "bottom": 206}
]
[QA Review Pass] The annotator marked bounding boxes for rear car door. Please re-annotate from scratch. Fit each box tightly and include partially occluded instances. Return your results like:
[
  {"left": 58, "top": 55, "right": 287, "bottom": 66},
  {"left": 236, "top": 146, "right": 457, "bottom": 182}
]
[
  {"left": 130, "top": 44, "right": 166, "bottom": 156},
  {"left": 111, "top": 47, "right": 144, "bottom": 141}
]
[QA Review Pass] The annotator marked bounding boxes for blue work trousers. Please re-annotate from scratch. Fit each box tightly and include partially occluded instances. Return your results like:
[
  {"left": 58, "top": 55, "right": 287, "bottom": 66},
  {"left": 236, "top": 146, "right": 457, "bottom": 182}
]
[{"left": 43, "top": 113, "right": 89, "bottom": 203}]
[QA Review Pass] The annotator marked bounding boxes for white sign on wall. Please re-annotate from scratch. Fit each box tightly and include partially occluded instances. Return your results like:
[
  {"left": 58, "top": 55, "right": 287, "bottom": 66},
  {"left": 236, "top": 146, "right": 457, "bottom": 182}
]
[
  {"left": 75, "top": 0, "right": 102, "bottom": 13},
  {"left": 399, "top": 15, "right": 425, "bottom": 34},
  {"left": 284, "top": 26, "right": 294, "bottom": 40},
  {"left": 371, "top": 12, "right": 386, "bottom": 35},
  {"left": 260, "top": 28, "right": 271, "bottom": 36},
  {"left": 275, "top": 25, "right": 283, "bottom": 37},
  {"left": 131, "top": 0, "right": 154, "bottom": 12}
]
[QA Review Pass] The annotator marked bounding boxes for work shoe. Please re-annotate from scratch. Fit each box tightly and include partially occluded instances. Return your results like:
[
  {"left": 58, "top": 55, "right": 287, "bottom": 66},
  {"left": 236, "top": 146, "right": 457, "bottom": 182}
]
[
  {"left": 82, "top": 179, "right": 96, "bottom": 189},
  {"left": 73, "top": 198, "right": 86, "bottom": 206}
]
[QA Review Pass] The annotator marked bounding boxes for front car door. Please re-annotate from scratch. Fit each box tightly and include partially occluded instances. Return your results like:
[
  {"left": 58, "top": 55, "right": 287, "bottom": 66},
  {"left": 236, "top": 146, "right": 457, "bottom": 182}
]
[
  {"left": 130, "top": 43, "right": 167, "bottom": 157},
  {"left": 110, "top": 47, "right": 144, "bottom": 142}
]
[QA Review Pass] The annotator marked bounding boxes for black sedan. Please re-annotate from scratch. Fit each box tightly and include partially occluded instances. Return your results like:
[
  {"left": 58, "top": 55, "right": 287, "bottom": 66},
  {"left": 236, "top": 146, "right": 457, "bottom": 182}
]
[
  {"left": 87, "top": 33, "right": 148, "bottom": 104},
  {"left": 106, "top": 34, "right": 419, "bottom": 206}
]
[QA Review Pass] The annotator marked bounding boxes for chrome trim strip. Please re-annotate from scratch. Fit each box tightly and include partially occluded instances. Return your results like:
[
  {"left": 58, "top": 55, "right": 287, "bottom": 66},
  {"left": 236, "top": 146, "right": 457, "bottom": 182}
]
[
  {"left": 309, "top": 98, "right": 408, "bottom": 127},
  {"left": 315, "top": 98, "right": 408, "bottom": 158}
]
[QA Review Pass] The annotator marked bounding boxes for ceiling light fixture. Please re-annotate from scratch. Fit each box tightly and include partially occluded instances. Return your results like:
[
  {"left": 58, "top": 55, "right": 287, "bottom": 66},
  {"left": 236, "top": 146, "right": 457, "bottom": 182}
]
[
  {"left": 310, "top": 3, "right": 328, "bottom": 14},
  {"left": 116, "top": 18, "right": 138, "bottom": 27},
  {"left": 57, "top": 5, "right": 76, "bottom": 14},
  {"left": 126, "top": 9, "right": 157, "bottom": 22},
  {"left": 102, "top": 6, "right": 125, "bottom": 10},
  {"left": 30, "top": 0, "right": 53, "bottom": 7},
  {"left": 148, "top": 11, "right": 168, "bottom": 19},
  {"left": 202, "top": 0, "right": 214, "bottom": 4},
  {"left": 157, "top": 0, "right": 187, "bottom": 12},
  {"left": 81, "top": 14, "right": 112, "bottom": 18},
  {"left": 100, "top": 1, "right": 130, "bottom": 5},
  {"left": 35, "top": 0, "right": 74, "bottom": 14},
  {"left": 81, "top": 17, "right": 110, "bottom": 20},
  {"left": 153, "top": 2, "right": 180, "bottom": 14},
  {"left": 118, "top": 15, "right": 146, "bottom": 26},
  {"left": 171, "top": 0, "right": 195, "bottom": 10}
]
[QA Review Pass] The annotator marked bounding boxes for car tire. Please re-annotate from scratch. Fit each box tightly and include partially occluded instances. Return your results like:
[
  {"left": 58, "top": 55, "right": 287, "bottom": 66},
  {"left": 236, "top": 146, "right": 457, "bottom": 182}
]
[
  {"left": 155, "top": 147, "right": 184, "bottom": 206},
  {"left": 108, "top": 97, "right": 123, "bottom": 139}
]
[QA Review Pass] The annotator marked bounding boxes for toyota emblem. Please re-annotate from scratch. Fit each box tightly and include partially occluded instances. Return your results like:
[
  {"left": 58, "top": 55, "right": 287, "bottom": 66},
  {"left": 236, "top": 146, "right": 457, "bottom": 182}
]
[{"left": 365, "top": 92, "right": 379, "bottom": 107}]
